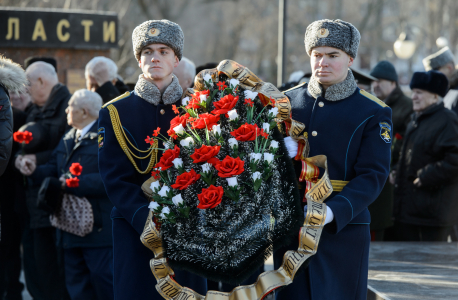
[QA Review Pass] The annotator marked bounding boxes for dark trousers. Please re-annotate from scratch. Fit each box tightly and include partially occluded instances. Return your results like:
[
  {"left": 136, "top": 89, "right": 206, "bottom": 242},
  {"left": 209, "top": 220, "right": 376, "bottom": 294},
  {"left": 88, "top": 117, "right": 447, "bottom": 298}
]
[
  {"left": 22, "top": 221, "right": 45, "bottom": 300},
  {"left": 0, "top": 216, "right": 24, "bottom": 300},
  {"left": 396, "top": 222, "right": 451, "bottom": 241},
  {"left": 34, "top": 227, "right": 70, "bottom": 300},
  {"left": 64, "top": 247, "right": 114, "bottom": 300}
]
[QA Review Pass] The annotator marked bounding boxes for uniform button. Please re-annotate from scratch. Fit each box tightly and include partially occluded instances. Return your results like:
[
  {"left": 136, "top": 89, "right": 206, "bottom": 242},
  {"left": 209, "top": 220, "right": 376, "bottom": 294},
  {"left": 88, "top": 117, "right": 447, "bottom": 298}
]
[
  {"left": 312, "top": 131, "right": 317, "bottom": 136},
  {"left": 318, "top": 101, "right": 324, "bottom": 107},
  {"left": 160, "top": 109, "right": 165, "bottom": 115}
]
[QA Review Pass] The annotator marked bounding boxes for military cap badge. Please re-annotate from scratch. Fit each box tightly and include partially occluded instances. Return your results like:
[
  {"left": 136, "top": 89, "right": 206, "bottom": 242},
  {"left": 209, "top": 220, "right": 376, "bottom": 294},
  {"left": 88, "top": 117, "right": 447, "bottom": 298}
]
[{"left": 317, "top": 28, "right": 329, "bottom": 38}]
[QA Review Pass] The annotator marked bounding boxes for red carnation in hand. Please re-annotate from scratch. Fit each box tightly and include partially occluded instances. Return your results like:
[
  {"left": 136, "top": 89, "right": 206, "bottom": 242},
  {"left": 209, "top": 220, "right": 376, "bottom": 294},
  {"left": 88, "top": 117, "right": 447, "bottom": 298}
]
[
  {"left": 66, "top": 177, "right": 80, "bottom": 188},
  {"left": 167, "top": 113, "right": 190, "bottom": 138},
  {"left": 192, "top": 113, "right": 220, "bottom": 130},
  {"left": 230, "top": 123, "right": 261, "bottom": 141},
  {"left": 211, "top": 94, "right": 239, "bottom": 115},
  {"left": 190, "top": 145, "right": 221, "bottom": 164},
  {"left": 22, "top": 131, "right": 33, "bottom": 144},
  {"left": 13, "top": 131, "right": 33, "bottom": 144},
  {"left": 155, "top": 145, "right": 180, "bottom": 171},
  {"left": 69, "top": 163, "right": 83, "bottom": 176},
  {"left": 214, "top": 155, "right": 244, "bottom": 178},
  {"left": 171, "top": 169, "right": 201, "bottom": 190},
  {"left": 197, "top": 185, "right": 224, "bottom": 209}
]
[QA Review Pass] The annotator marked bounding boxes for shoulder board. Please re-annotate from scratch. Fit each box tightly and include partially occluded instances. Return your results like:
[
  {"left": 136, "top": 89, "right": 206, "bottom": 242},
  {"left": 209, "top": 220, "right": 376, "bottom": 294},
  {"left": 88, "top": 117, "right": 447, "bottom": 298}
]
[
  {"left": 282, "top": 82, "right": 307, "bottom": 94},
  {"left": 359, "top": 90, "right": 388, "bottom": 107},
  {"left": 102, "top": 92, "right": 131, "bottom": 109}
]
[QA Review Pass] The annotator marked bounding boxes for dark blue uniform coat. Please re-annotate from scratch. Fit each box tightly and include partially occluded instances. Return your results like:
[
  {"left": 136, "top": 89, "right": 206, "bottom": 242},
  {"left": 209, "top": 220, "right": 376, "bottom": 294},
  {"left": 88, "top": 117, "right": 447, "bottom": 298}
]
[
  {"left": 98, "top": 91, "right": 207, "bottom": 299},
  {"left": 275, "top": 83, "right": 392, "bottom": 300}
]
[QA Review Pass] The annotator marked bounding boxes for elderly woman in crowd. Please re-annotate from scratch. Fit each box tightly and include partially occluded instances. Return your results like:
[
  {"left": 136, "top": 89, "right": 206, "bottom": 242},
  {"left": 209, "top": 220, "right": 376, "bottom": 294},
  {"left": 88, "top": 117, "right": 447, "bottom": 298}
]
[
  {"left": 20, "top": 89, "right": 114, "bottom": 300},
  {"left": 392, "top": 70, "right": 458, "bottom": 241}
]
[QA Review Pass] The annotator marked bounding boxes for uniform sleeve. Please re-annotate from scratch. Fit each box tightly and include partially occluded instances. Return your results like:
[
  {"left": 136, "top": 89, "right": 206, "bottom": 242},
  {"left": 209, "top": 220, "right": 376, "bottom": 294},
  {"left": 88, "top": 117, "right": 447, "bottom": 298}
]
[
  {"left": 98, "top": 107, "right": 150, "bottom": 235},
  {"left": 417, "top": 114, "right": 458, "bottom": 187},
  {"left": 326, "top": 107, "right": 392, "bottom": 234}
]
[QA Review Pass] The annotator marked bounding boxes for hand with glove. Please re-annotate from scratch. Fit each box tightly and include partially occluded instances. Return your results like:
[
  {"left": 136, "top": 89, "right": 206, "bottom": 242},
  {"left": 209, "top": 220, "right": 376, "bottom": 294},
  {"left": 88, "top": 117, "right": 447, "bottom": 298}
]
[
  {"left": 304, "top": 205, "right": 334, "bottom": 225},
  {"left": 284, "top": 136, "right": 299, "bottom": 158}
]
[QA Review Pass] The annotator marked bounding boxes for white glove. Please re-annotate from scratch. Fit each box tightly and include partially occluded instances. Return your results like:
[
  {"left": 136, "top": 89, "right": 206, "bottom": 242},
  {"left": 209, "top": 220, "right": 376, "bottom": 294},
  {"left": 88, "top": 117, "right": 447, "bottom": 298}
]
[
  {"left": 284, "top": 136, "right": 298, "bottom": 158},
  {"left": 304, "top": 205, "right": 334, "bottom": 225}
]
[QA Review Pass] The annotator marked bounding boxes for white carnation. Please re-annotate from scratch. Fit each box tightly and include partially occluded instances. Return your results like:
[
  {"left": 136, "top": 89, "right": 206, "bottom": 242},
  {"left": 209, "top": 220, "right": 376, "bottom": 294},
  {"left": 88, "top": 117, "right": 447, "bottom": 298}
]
[
  {"left": 230, "top": 78, "right": 240, "bottom": 87},
  {"left": 148, "top": 201, "right": 160, "bottom": 211},
  {"left": 199, "top": 94, "right": 207, "bottom": 103},
  {"left": 173, "top": 124, "right": 185, "bottom": 135},
  {"left": 252, "top": 172, "right": 261, "bottom": 181},
  {"left": 270, "top": 140, "right": 279, "bottom": 149},
  {"left": 228, "top": 138, "right": 238, "bottom": 148},
  {"left": 180, "top": 137, "right": 195, "bottom": 147},
  {"left": 262, "top": 123, "right": 270, "bottom": 133},
  {"left": 202, "top": 163, "right": 212, "bottom": 173},
  {"left": 268, "top": 107, "right": 278, "bottom": 116},
  {"left": 226, "top": 177, "right": 238, "bottom": 187},
  {"left": 150, "top": 181, "right": 160, "bottom": 191},
  {"left": 227, "top": 109, "right": 238, "bottom": 120},
  {"left": 264, "top": 153, "right": 275, "bottom": 164},
  {"left": 172, "top": 194, "right": 184, "bottom": 206},
  {"left": 158, "top": 186, "right": 170, "bottom": 197},
  {"left": 182, "top": 97, "right": 190, "bottom": 106},
  {"left": 250, "top": 153, "right": 262, "bottom": 162},
  {"left": 244, "top": 90, "right": 258, "bottom": 100},
  {"left": 172, "top": 158, "right": 183, "bottom": 168},
  {"left": 212, "top": 124, "right": 221, "bottom": 135},
  {"left": 203, "top": 74, "right": 212, "bottom": 82}
]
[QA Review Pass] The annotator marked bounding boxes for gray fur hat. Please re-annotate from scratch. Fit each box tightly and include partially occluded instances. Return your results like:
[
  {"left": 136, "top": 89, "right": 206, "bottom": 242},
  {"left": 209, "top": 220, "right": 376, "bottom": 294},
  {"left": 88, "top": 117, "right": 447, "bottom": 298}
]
[
  {"left": 422, "top": 47, "right": 455, "bottom": 71},
  {"left": 132, "top": 20, "right": 184, "bottom": 61},
  {"left": 304, "top": 19, "right": 361, "bottom": 58}
]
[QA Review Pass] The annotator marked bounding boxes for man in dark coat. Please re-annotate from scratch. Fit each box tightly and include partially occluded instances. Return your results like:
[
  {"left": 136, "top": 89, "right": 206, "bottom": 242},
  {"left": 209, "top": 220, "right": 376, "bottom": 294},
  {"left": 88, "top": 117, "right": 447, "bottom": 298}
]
[
  {"left": 23, "top": 89, "right": 114, "bottom": 300},
  {"left": 15, "top": 61, "right": 71, "bottom": 300},
  {"left": 393, "top": 71, "right": 458, "bottom": 241},
  {"left": 98, "top": 20, "right": 206, "bottom": 299},
  {"left": 275, "top": 19, "right": 392, "bottom": 300},
  {"left": 368, "top": 60, "right": 413, "bottom": 240}
]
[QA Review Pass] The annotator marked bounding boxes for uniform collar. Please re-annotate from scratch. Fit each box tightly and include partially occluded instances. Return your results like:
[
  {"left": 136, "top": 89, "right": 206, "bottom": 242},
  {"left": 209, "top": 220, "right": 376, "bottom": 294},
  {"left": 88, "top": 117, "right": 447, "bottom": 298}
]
[
  {"left": 307, "top": 69, "right": 357, "bottom": 101},
  {"left": 134, "top": 74, "right": 182, "bottom": 106}
]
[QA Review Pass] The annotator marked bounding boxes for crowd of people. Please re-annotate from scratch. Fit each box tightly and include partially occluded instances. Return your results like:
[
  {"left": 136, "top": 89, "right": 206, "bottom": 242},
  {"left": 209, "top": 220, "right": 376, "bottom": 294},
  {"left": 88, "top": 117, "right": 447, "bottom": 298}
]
[{"left": 0, "top": 19, "right": 457, "bottom": 300}]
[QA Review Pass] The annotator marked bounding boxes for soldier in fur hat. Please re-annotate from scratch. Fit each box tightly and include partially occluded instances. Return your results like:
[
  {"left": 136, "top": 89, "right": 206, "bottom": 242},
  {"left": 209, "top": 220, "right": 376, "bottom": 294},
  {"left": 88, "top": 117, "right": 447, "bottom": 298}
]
[
  {"left": 275, "top": 19, "right": 392, "bottom": 299},
  {"left": 98, "top": 20, "right": 207, "bottom": 299}
]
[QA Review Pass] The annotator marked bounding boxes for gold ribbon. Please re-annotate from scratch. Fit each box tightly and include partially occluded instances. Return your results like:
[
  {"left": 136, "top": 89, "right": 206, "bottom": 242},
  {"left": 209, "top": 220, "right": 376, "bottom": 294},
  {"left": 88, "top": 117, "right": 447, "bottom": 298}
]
[{"left": 140, "top": 154, "right": 332, "bottom": 300}]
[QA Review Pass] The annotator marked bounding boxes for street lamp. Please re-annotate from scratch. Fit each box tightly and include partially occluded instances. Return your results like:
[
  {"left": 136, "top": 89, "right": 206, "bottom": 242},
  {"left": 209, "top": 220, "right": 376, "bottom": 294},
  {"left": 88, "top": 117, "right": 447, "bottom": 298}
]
[{"left": 393, "top": 32, "right": 416, "bottom": 59}]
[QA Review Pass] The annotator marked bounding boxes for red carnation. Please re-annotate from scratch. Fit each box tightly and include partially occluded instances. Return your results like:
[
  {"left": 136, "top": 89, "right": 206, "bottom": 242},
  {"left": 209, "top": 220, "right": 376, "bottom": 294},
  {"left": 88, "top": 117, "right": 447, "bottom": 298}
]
[
  {"left": 13, "top": 131, "right": 33, "bottom": 144},
  {"left": 192, "top": 113, "right": 220, "bottom": 130},
  {"left": 186, "top": 90, "right": 210, "bottom": 109},
  {"left": 395, "top": 133, "right": 403, "bottom": 140},
  {"left": 190, "top": 145, "right": 221, "bottom": 164},
  {"left": 171, "top": 169, "right": 201, "bottom": 190},
  {"left": 217, "top": 81, "right": 227, "bottom": 91},
  {"left": 213, "top": 155, "right": 244, "bottom": 178},
  {"left": 211, "top": 94, "right": 239, "bottom": 115},
  {"left": 244, "top": 98, "right": 254, "bottom": 107},
  {"left": 230, "top": 123, "right": 261, "bottom": 141},
  {"left": 197, "top": 185, "right": 224, "bottom": 209},
  {"left": 153, "top": 127, "right": 161, "bottom": 137},
  {"left": 69, "top": 163, "right": 83, "bottom": 176},
  {"left": 66, "top": 177, "right": 80, "bottom": 188},
  {"left": 155, "top": 145, "right": 180, "bottom": 171},
  {"left": 151, "top": 169, "right": 161, "bottom": 180},
  {"left": 167, "top": 113, "right": 190, "bottom": 137}
]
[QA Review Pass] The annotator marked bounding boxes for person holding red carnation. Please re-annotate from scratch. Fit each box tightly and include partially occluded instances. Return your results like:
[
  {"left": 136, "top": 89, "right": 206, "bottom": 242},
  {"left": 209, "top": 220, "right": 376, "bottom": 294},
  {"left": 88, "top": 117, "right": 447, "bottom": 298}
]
[
  {"left": 20, "top": 90, "right": 115, "bottom": 300},
  {"left": 97, "top": 20, "right": 207, "bottom": 299}
]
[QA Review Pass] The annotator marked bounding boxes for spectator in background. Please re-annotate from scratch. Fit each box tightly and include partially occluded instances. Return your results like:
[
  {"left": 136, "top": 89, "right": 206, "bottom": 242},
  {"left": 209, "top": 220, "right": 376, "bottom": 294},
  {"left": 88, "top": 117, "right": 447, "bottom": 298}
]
[
  {"left": 393, "top": 71, "right": 458, "bottom": 241},
  {"left": 85, "top": 56, "right": 129, "bottom": 103},
  {"left": 15, "top": 61, "right": 71, "bottom": 300},
  {"left": 173, "top": 56, "right": 196, "bottom": 92},
  {"left": 368, "top": 61, "right": 413, "bottom": 241},
  {"left": 423, "top": 47, "right": 458, "bottom": 113},
  {"left": 21, "top": 90, "right": 114, "bottom": 300},
  {"left": 9, "top": 90, "right": 32, "bottom": 112},
  {"left": 0, "top": 55, "right": 27, "bottom": 300}
]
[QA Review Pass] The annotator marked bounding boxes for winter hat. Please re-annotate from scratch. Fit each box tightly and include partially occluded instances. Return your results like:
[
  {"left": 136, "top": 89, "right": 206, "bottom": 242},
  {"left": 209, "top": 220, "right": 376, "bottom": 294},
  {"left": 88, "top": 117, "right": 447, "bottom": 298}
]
[
  {"left": 370, "top": 60, "right": 398, "bottom": 82},
  {"left": 422, "top": 47, "right": 455, "bottom": 71},
  {"left": 304, "top": 19, "right": 361, "bottom": 58},
  {"left": 409, "top": 70, "right": 449, "bottom": 97},
  {"left": 132, "top": 19, "right": 184, "bottom": 61}
]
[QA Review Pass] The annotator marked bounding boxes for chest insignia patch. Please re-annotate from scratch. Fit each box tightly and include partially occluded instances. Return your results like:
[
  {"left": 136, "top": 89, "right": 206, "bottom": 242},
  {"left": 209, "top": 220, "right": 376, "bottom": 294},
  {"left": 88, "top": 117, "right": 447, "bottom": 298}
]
[
  {"left": 98, "top": 127, "right": 105, "bottom": 149},
  {"left": 379, "top": 122, "right": 391, "bottom": 143}
]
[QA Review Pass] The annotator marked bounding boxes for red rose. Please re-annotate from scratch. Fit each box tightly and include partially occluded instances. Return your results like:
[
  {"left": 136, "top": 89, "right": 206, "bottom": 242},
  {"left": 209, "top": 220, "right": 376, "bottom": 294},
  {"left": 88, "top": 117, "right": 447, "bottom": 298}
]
[
  {"left": 192, "top": 113, "right": 220, "bottom": 130},
  {"left": 230, "top": 123, "right": 261, "bottom": 141},
  {"left": 197, "top": 185, "right": 224, "bottom": 209},
  {"left": 214, "top": 155, "right": 244, "bottom": 178},
  {"left": 171, "top": 169, "right": 201, "bottom": 190},
  {"left": 66, "top": 177, "right": 79, "bottom": 188},
  {"left": 167, "top": 113, "right": 190, "bottom": 137},
  {"left": 69, "top": 163, "right": 83, "bottom": 176},
  {"left": 211, "top": 94, "right": 239, "bottom": 115},
  {"left": 155, "top": 145, "right": 180, "bottom": 170},
  {"left": 190, "top": 145, "right": 221, "bottom": 164}
]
